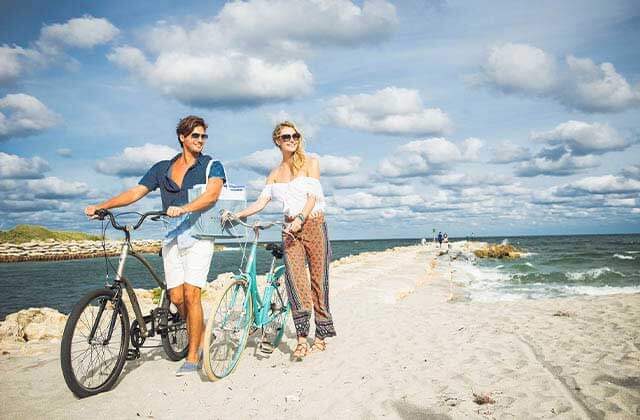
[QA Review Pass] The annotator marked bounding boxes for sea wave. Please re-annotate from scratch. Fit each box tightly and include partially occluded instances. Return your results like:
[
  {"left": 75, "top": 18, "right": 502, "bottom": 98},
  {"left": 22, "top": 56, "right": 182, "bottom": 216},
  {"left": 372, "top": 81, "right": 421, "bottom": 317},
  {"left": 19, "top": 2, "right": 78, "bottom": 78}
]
[
  {"left": 565, "top": 267, "right": 625, "bottom": 281},
  {"left": 613, "top": 253, "right": 635, "bottom": 260},
  {"left": 626, "top": 251, "right": 640, "bottom": 254}
]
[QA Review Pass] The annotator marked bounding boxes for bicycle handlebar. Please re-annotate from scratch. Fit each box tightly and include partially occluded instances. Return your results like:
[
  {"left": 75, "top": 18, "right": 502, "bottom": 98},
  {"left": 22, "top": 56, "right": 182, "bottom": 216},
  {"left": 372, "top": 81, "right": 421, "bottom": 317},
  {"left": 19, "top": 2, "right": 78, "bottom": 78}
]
[
  {"left": 94, "top": 209, "right": 167, "bottom": 231},
  {"left": 227, "top": 216, "right": 289, "bottom": 231}
]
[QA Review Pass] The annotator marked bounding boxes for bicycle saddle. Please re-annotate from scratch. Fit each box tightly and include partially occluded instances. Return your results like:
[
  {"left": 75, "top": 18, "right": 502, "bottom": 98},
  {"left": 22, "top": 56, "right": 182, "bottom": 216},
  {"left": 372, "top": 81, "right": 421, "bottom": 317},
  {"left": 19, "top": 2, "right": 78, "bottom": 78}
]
[{"left": 265, "top": 243, "right": 283, "bottom": 259}]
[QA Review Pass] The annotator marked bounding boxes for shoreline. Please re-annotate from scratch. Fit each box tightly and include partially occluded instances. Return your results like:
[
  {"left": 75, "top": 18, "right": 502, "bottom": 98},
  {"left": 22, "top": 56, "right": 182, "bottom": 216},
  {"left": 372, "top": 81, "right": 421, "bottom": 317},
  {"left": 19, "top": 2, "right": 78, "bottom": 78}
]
[{"left": 1, "top": 243, "right": 638, "bottom": 418}]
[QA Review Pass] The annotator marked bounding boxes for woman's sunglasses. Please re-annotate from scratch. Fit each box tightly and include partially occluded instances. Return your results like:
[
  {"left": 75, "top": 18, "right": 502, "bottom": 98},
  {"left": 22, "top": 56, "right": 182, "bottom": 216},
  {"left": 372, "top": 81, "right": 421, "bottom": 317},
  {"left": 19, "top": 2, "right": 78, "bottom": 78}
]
[
  {"left": 279, "top": 133, "right": 301, "bottom": 142},
  {"left": 190, "top": 133, "right": 209, "bottom": 140}
]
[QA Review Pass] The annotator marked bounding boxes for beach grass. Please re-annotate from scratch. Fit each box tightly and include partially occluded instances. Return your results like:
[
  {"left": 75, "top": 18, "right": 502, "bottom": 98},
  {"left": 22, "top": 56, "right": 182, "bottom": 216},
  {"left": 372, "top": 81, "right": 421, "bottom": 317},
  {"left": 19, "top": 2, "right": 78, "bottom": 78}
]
[{"left": 0, "top": 225, "right": 101, "bottom": 244}]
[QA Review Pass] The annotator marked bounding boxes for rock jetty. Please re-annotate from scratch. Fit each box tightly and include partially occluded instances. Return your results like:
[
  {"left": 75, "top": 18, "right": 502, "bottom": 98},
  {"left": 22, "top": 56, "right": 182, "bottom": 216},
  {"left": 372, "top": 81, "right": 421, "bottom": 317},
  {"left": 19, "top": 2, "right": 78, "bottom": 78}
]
[
  {"left": 0, "top": 239, "right": 162, "bottom": 263},
  {"left": 473, "top": 243, "right": 522, "bottom": 259}
]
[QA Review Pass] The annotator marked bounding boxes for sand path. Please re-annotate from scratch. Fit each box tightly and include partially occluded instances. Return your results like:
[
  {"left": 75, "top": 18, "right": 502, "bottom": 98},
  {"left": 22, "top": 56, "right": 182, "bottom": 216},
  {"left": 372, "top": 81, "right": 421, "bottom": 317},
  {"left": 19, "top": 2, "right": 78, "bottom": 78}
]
[{"left": 2, "top": 245, "right": 639, "bottom": 419}]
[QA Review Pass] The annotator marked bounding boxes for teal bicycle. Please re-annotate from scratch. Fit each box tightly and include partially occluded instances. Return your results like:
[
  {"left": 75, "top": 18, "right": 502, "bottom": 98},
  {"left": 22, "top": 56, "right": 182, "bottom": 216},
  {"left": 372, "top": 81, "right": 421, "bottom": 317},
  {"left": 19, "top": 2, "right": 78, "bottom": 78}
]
[{"left": 202, "top": 217, "right": 291, "bottom": 381}]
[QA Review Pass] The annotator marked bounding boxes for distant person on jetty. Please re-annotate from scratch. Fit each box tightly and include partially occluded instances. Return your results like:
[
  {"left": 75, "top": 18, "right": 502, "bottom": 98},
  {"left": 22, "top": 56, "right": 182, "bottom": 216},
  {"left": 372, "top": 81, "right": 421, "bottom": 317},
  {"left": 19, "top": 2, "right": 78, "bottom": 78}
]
[
  {"left": 443, "top": 233, "right": 449, "bottom": 249},
  {"left": 437, "top": 231, "right": 443, "bottom": 248},
  {"left": 225, "top": 121, "right": 336, "bottom": 361},
  {"left": 85, "top": 115, "right": 226, "bottom": 376}
]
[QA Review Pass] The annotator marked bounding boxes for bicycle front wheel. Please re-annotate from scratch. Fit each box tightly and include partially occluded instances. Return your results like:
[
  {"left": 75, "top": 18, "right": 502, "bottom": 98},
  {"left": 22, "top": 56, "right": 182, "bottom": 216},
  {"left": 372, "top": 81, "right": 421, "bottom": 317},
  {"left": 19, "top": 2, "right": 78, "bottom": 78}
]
[
  {"left": 60, "top": 288, "right": 130, "bottom": 398},
  {"left": 202, "top": 280, "right": 253, "bottom": 381}
]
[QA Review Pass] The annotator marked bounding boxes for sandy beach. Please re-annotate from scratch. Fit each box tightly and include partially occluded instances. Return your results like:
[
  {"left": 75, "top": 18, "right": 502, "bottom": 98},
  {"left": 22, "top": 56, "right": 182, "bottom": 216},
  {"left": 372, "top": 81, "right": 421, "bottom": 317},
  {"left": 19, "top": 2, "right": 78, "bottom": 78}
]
[{"left": 1, "top": 242, "right": 639, "bottom": 419}]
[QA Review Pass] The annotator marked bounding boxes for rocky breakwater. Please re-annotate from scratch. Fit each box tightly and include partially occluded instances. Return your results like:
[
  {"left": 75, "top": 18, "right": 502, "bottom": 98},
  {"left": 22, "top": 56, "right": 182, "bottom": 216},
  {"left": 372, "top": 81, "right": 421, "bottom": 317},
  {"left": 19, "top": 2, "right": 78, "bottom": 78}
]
[{"left": 0, "top": 239, "right": 162, "bottom": 263}]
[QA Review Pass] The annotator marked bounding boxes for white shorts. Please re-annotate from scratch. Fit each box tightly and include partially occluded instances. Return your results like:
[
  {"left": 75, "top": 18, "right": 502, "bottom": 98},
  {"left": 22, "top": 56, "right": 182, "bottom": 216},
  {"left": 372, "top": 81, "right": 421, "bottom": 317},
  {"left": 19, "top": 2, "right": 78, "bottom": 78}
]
[{"left": 162, "top": 239, "right": 214, "bottom": 290}]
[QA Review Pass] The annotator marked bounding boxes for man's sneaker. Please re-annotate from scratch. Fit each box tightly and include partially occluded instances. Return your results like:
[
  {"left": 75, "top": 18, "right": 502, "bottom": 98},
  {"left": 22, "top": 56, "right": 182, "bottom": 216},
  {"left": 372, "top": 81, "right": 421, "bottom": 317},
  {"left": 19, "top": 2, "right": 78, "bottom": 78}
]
[{"left": 175, "top": 361, "right": 198, "bottom": 377}]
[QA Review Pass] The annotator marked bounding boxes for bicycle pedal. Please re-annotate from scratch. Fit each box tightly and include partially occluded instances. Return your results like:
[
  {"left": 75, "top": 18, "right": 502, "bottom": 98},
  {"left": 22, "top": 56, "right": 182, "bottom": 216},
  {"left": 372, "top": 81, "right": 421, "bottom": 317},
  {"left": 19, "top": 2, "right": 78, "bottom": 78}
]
[
  {"left": 126, "top": 348, "right": 141, "bottom": 360},
  {"left": 259, "top": 341, "right": 275, "bottom": 354}
]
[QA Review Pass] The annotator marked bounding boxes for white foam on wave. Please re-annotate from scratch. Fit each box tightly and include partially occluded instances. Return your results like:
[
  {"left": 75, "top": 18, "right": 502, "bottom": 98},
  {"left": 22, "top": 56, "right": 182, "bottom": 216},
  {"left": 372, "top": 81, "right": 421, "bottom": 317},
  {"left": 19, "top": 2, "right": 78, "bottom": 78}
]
[
  {"left": 450, "top": 258, "right": 637, "bottom": 302},
  {"left": 626, "top": 251, "right": 640, "bottom": 254},
  {"left": 565, "top": 267, "right": 625, "bottom": 281},
  {"left": 525, "top": 262, "right": 535, "bottom": 268},
  {"left": 613, "top": 253, "right": 635, "bottom": 260}
]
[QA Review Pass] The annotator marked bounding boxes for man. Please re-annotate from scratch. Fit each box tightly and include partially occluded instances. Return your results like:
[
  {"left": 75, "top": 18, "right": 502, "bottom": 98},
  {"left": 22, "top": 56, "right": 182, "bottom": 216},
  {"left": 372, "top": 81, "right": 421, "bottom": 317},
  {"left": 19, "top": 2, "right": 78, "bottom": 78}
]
[{"left": 85, "top": 115, "right": 225, "bottom": 376}]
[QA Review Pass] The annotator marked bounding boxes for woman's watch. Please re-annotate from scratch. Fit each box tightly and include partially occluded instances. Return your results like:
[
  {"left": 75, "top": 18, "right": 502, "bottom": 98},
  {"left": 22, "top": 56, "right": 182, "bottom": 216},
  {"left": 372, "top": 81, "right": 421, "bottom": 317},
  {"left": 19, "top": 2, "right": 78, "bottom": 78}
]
[{"left": 296, "top": 213, "right": 306, "bottom": 223}]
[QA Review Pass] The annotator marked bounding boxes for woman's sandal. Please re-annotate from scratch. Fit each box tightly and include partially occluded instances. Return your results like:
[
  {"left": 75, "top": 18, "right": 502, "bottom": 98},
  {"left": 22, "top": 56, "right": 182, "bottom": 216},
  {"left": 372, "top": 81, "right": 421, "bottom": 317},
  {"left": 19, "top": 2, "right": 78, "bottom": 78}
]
[
  {"left": 310, "top": 339, "right": 326, "bottom": 353},
  {"left": 292, "top": 342, "right": 308, "bottom": 361}
]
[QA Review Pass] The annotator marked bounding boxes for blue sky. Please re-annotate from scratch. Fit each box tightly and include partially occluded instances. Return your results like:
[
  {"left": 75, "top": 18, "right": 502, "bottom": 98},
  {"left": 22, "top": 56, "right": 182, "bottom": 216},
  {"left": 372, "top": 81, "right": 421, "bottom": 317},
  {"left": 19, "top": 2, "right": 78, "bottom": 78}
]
[{"left": 1, "top": 0, "right": 639, "bottom": 240}]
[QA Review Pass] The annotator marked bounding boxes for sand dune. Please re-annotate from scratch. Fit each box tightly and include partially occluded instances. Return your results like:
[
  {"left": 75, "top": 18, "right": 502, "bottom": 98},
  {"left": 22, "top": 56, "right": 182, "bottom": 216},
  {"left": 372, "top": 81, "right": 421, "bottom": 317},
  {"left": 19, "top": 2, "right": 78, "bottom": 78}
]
[{"left": 1, "top": 243, "right": 638, "bottom": 419}]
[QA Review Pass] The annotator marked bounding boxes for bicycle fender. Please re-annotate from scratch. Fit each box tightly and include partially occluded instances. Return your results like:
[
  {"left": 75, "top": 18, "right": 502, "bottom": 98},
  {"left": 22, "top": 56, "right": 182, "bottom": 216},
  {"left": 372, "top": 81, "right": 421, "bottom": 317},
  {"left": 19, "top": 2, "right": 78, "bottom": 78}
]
[{"left": 272, "top": 265, "right": 286, "bottom": 280}]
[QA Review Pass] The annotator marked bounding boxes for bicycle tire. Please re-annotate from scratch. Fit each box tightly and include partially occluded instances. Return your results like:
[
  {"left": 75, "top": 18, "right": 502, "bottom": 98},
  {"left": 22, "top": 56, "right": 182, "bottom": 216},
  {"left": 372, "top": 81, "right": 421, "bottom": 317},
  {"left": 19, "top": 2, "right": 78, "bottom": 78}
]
[
  {"left": 262, "top": 273, "right": 289, "bottom": 350},
  {"left": 160, "top": 294, "right": 189, "bottom": 361},
  {"left": 60, "top": 288, "right": 130, "bottom": 398},
  {"left": 202, "top": 280, "right": 253, "bottom": 381}
]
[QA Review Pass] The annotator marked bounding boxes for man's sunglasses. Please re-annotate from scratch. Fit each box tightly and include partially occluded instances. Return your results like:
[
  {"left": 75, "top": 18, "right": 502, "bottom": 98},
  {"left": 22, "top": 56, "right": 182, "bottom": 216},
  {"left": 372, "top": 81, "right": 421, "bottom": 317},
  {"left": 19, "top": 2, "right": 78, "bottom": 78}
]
[
  {"left": 279, "top": 133, "right": 301, "bottom": 142},
  {"left": 190, "top": 133, "right": 209, "bottom": 140}
]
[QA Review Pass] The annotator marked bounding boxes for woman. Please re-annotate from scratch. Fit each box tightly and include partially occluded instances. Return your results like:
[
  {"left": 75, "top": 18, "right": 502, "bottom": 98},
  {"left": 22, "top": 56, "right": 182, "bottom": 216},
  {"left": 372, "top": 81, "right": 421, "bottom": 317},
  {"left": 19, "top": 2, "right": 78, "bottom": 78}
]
[{"left": 229, "top": 121, "right": 336, "bottom": 360}]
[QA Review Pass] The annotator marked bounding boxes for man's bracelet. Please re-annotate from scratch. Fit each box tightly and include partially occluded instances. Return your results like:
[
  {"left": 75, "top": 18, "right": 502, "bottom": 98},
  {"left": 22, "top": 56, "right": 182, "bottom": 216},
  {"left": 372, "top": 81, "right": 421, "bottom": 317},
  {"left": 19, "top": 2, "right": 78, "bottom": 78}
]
[{"left": 296, "top": 213, "right": 305, "bottom": 223}]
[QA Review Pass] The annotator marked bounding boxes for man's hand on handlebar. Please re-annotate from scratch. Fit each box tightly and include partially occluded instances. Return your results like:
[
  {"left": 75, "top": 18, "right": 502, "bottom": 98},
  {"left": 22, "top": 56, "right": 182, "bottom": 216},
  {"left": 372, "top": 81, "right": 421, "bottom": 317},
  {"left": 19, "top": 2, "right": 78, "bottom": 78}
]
[
  {"left": 84, "top": 205, "right": 98, "bottom": 218},
  {"left": 166, "top": 206, "right": 187, "bottom": 218}
]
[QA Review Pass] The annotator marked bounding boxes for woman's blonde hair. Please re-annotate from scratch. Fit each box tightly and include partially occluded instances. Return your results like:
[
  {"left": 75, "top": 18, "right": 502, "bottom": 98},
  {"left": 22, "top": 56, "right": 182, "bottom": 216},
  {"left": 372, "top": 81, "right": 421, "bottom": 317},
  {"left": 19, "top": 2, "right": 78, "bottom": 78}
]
[{"left": 272, "top": 120, "right": 306, "bottom": 175}]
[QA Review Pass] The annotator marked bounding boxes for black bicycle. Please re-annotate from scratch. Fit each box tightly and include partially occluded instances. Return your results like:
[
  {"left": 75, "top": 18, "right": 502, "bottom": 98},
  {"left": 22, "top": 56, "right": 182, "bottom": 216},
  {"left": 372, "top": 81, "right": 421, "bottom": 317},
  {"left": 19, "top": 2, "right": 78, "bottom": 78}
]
[{"left": 60, "top": 209, "right": 189, "bottom": 398}]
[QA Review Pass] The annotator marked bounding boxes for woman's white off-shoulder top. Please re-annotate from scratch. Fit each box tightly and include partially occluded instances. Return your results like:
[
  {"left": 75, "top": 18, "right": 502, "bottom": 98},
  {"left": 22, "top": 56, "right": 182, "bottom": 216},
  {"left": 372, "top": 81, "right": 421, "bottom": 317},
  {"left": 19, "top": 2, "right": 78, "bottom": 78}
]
[{"left": 259, "top": 176, "right": 326, "bottom": 217}]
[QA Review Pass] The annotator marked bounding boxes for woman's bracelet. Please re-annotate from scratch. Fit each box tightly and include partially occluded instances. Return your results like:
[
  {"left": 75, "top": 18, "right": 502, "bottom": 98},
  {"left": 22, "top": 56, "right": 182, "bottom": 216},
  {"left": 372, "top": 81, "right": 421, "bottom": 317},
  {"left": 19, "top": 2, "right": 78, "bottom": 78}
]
[{"left": 296, "top": 213, "right": 305, "bottom": 223}]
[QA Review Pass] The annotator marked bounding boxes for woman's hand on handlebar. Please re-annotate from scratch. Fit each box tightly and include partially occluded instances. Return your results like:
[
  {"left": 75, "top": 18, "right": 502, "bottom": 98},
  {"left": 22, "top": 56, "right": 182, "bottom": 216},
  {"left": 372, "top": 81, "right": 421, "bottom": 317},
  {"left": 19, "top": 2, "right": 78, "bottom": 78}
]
[
  {"left": 166, "top": 206, "right": 187, "bottom": 218},
  {"left": 285, "top": 218, "right": 302, "bottom": 234},
  {"left": 220, "top": 210, "right": 237, "bottom": 225}
]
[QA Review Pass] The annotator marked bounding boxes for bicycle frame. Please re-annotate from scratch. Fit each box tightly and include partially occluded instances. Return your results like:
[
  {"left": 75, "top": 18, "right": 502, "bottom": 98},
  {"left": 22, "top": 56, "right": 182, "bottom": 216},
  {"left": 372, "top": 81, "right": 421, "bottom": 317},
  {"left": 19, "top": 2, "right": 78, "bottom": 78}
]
[{"left": 231, "top": 225, "right": 288, "bottom": 330}]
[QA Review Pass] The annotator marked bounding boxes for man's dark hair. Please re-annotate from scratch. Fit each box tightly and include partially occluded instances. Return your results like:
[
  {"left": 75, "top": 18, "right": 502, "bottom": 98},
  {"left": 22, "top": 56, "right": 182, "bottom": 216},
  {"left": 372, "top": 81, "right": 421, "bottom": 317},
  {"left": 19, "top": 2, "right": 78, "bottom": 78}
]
[{"left": 176, "top": 115, "right": 207, "bottom": 147}]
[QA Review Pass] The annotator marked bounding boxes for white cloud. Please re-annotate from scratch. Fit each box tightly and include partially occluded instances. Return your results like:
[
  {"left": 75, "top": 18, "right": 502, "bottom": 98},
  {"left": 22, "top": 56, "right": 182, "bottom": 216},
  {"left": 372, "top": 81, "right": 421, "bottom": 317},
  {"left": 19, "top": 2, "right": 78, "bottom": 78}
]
[
  {"left": 0, "top": 152, "right": 49, "bottom": 179},
  {"left": 324, "top": 174, "right": 372, "bottom": 190},
  {"left": 563, "top": 55, "right": 640, "bottom": 113},
  {"left": 558, "top": 175, "right": 640, "bottom": 195},
  {"left": 515, "top": 149, "right": 599, "bottom": 177},
  {"left": 56, "top": 148, "right": 73, "bottom": 158},
  {"left": 312, "top": 154, "right": 362, "bottom": 176},
  {"left": 109, "top": 47, "right": 313, "bottom": 108},
  {"left": 234, "top": 148, "right": 362, "bottom": 177},
  {"left": 378, "top": 137, "right": 481, "bottom": 178},
  {"left": 368, "top": 183, "right": 415, "bottom": 197},
  {"left": 431, "top": 173, "right": 511, "bottom": 189},
  {"left": 490, "top": 141, "right": 531, "bottom": 164},
  {"left": 476, "top": 43, "right": 640, "bottom": 113},
  {"left": 530, "top": 120, "right": 628, "bottom": 155},
  {"left": 480, "top": 43, "right": 557, "bottom": 94},
  {"left": 37, "top": 15, "right": 120, "bottom": 54},
  {"left": 328, "top": 87, "right": 452, "bottom": 136},
  {"left": 213, "top": 0, "right": 397, "bottom": 50},
  {"left": 109, "top": 0, "right": 396, "bottom": 108},
  {"left": 332, "top": 192, "right": 386, "bottom": 209},
  {"left": 0, "top": 16, "right": 119, "bottom": 86},
  {"left": 95, "top": 143, "right": 178, "bottom": 177},
  {"left": 0, "top": 45, "right": 43, "bottom": 85},
  {"left": 0, "top": 94, "right": 61, "bottom": 140},
  {"left": 26, "top": 176, "right": 89, "bottom": 198},
  {"left": 622, "top": 165, "right": 640, "bottom": 180},
  {"left": 232, "top": 148, "right": 281, "bottom": 176}
]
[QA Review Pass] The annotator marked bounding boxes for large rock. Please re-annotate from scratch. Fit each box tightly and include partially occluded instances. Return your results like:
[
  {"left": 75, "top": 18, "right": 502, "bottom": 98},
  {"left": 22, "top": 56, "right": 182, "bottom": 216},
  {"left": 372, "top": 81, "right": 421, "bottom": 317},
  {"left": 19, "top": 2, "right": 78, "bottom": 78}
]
[{"left": 0, "top": 308, "right": 68, "bottom": 343}]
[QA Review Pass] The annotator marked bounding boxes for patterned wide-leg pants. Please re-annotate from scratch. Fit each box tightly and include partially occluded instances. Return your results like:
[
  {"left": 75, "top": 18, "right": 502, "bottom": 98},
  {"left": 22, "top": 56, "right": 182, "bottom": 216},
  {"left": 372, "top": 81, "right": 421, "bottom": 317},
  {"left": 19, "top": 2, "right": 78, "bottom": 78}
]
[{"left": 282, "top": 214, "right": 336, "bottom": 339}]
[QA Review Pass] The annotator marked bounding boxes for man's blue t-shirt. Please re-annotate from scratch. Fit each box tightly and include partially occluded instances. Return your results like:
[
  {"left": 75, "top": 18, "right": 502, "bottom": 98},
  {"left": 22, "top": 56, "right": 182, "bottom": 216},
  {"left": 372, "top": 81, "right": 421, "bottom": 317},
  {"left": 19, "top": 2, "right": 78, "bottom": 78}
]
[{"left": 138, "top": 153, "right": 226, "bottom": 212}]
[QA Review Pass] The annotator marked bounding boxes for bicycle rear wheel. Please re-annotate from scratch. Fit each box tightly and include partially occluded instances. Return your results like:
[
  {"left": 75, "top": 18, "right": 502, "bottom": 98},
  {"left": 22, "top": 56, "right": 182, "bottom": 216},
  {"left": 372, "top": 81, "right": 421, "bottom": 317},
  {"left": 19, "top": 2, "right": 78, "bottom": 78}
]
[
  {"left": 202, "top": 280, "right": 253, "bottom": 381},
  {"left": 160, "top": 293, "right": 189, "bottom": 361},
  {"left": 60, "top": 288, "right": 130, "bottom": 398},
  {"left": 261, "top": 273, "right": 289, "bottom": 351}
]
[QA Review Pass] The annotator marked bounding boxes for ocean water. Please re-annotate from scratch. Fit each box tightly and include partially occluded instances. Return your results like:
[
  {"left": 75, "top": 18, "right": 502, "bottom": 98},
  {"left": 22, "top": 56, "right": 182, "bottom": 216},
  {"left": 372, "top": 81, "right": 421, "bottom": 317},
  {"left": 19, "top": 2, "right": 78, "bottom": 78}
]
[
  {"left": 454, "top": 234, "right": 640, "bottom": 301},
  {"left": 0, "top": 238, "right": 418, "bottom": 319},
  {"left": 1, "top": 234, "right": 638, "bottom": 320}
]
